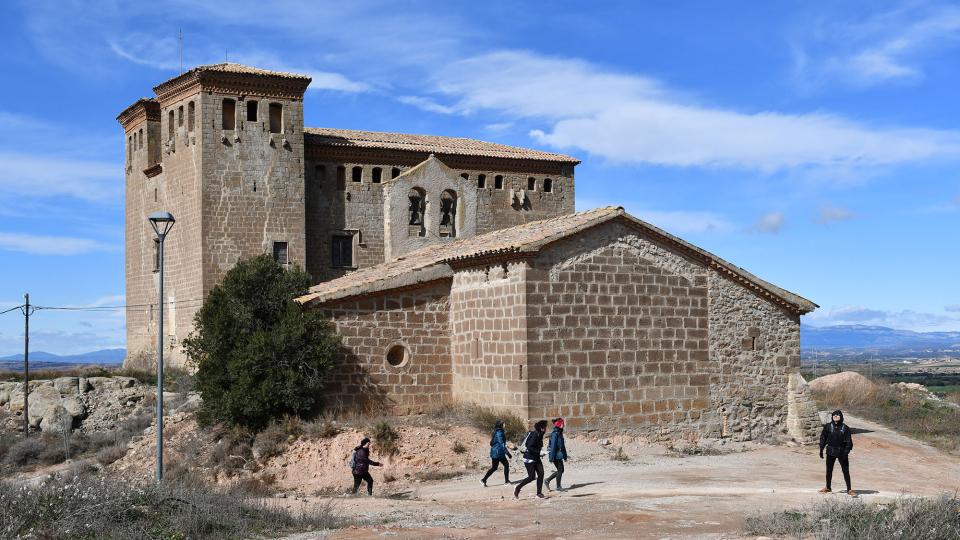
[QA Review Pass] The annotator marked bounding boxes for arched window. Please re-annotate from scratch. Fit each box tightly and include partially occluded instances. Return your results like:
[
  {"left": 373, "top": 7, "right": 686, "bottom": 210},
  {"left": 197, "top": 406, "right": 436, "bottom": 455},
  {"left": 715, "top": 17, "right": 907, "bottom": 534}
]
[
  {"left": 477, "top": 174, "right": 486, "bottom": 188},
  {"left": 408, "top": 187, "right": 426, "bottom": 237},
  {"left": 391, "top": 167, "right": 401, "bottom": 179},
  {"left": 527, "top": 177, "right": 536, "bottom": 191},
  {"left": 460, "top": 173, "right": 469, "bottom": 180},
  {"left": 372, "top": 167, "right": 382, "bottom": 183},
  {"left": 177, "top": 105, "right": 183, "bottom": 127},
  {"left": 222, "top": 99, "right": 236, "bottom": 130},
  {"left": 543, "top": 178, "right": 553, "bottom": 192},
  {"left": 439, "top": 189, "right": 457, "bottom": 238},
  {"left": 128, "top": 136, "right": 132, "bottom": 161},
  {"left": 168, "top": 110, "right": 175, "bottom": 138},
  {"left": 352, "top": 166, "right": 362, "bottom": 182},
  {"left": 138, "top": 129, "right": 143, "bottom": 149},
  {"left": 494, "top": 175, "right": 504, "bottom": 189},
  {"left": 187, "top": 101, "right": 195, "bottom": 132}
]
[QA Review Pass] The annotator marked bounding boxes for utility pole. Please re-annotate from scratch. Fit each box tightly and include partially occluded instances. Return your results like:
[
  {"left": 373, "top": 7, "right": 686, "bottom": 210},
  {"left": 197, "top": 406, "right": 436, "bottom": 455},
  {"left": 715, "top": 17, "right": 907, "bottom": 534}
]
[{"left": 22, "top": 293, "right": 30, "bottom": 436}]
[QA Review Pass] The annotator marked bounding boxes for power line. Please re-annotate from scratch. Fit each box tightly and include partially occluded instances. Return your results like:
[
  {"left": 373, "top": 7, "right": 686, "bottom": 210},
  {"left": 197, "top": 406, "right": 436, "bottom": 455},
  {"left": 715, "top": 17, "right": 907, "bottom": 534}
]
[
  {"left": 33, "top": 298, "right": 206, "bottom": 312},
  {"left": 0, "top": 305, "right": 24, "bottom": 316}
]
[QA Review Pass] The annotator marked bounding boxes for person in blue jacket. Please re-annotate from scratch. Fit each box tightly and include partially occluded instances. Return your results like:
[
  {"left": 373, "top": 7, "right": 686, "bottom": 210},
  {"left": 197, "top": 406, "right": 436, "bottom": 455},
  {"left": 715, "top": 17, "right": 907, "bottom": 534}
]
[
  {"left": 480, "top": 419, "right": 511, "bottom": 486},
  {"left": 545, "top": 418, "right": 568, "bottom": 491}
]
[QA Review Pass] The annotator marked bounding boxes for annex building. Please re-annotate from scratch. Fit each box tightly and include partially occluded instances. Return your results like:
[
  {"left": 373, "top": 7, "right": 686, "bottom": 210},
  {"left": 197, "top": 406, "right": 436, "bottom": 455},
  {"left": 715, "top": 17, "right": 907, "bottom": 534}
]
[{"left": 120, "top": 64, "right": 820, "bottom": 440}]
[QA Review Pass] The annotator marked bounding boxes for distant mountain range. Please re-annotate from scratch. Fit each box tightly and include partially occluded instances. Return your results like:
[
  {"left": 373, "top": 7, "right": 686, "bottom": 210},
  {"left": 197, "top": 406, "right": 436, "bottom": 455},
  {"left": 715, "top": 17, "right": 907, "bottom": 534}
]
[
  {"left": 801, "top": 325, "right": 960, "bottom": 358},
  {"left": 0, "top": 349, "right": 125, "bottom": 371}
]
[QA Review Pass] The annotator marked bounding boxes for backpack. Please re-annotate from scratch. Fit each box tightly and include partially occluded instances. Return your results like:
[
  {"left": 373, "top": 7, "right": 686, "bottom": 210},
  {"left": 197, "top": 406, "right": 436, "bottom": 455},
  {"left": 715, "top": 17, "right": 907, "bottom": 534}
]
[
  {"left": 518, "top": 431, "right": 533, "bottom": 454},
  {"left": 348, "top": 450, "right": 357, "bottom": 470}
]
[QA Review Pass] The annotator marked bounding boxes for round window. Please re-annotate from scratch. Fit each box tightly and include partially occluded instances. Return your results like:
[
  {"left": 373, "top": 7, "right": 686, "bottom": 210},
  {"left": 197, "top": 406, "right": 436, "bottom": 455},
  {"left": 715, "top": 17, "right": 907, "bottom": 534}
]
[{"left": 386, "top": 344, "right": 409, "bottom": 367}]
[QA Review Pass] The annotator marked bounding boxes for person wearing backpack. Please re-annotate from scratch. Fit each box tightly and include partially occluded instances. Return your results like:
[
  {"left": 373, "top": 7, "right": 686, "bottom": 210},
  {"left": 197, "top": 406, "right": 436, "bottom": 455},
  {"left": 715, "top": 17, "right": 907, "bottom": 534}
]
[
  {"left": 544, "top": 418, "right": 567, "bottom": 491},
  {"left": 514, "top": 420, "right": 548, "bottom": 499},
  {"left": 481, "top": 419, "right": 512, "bottom": 486},
  {"left": 818, "top": 410, "right": 855, "bottom": 496},
  {"left": 350, "top": 437, "right": 381, "bottom": 496}
]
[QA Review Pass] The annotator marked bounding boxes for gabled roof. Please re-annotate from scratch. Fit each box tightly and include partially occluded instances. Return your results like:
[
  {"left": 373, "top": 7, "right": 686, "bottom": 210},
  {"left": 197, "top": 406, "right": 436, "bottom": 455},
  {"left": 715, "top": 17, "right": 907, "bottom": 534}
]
[
  {"left": 304, "top": 127, "right": 579, "bottom": 164},
  {"left": 296, "top": 207, "right": 817, "bottom": 314},
  {"left": 152, "top": 63, "right": 312, "bottom": 104}
]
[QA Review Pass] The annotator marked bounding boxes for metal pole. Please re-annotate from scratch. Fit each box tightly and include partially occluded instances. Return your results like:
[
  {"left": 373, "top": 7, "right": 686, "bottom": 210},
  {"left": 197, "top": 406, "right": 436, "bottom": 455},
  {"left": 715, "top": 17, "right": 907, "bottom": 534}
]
[
  {"left": 23, "top": 293, "right": 29, "bottom": 436},
  {"left": 156, "top": 238, "right": 164, "bottom": 482}
]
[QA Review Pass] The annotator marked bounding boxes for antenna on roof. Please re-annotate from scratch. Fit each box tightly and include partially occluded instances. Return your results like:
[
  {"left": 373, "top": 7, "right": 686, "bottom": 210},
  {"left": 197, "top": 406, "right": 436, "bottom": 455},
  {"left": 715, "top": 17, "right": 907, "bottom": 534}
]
[{"left": 178, "top": 29, "right": 183, "bottom": 73}]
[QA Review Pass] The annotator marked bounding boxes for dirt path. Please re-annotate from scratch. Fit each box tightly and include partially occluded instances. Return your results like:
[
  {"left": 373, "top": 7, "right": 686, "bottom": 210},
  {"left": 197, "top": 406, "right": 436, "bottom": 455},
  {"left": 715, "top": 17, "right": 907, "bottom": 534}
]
[{"left": 284, "top": 414, "right": 960, "bottom": 539}]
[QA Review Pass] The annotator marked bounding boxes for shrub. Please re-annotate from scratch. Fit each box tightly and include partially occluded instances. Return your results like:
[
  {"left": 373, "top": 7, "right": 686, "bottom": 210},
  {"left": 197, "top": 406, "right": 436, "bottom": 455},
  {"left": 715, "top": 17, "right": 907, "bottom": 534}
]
[
  {"left": 0, "top": 475, "right": 343, "bottom": 539},
  {"left": 429, "top": 402, "right": 527, "bottom": 442},
  {"left": 371, "top": 421, "right": 400, "bottom": 457},
  {"left": 612, "top": 446, "right": 629, "bottom": 461},
  {"left": 184, "top": 255, "right": 341, "bottom": 431},
  {"left": 95, "top": 444, "right": 128, "bottom": 466},
  {"left": 304, "top": 418, "right": 340, "bottom": 439},
  {"left": 452, "top": 441, "right": 467, "bottom": 454}
]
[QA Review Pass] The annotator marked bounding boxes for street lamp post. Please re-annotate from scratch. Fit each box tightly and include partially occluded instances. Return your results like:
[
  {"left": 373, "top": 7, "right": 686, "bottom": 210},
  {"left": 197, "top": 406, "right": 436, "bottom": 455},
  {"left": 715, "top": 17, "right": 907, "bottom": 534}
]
[{"left": 148, "top": 211, "right": 175, "bottom": 482}]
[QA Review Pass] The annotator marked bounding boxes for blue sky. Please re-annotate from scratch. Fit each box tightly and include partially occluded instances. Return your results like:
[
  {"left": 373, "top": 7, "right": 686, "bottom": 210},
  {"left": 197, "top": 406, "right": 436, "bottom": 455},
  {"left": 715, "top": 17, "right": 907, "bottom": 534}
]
[{"left": 1, "top": 0, "right": 959, "bottom": 355}]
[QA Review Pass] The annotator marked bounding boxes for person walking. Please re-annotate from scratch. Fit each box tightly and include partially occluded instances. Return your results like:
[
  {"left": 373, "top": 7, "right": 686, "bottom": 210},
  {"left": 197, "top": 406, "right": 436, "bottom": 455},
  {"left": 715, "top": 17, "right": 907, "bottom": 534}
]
[
  {"left": 514, "top": 420, "right": 548, "bottom": 499},
  {"left": 818, "top": 409, "right": 855, "bottom": 496},
  {"left": 350, "top": 437, "right": 381, "bottom": 496},
  {"left": 544, "top": 418, "right": 567, "bottom": 491},
  {"left": 481, "top": 419, "right": 512, "bottom": 486}
]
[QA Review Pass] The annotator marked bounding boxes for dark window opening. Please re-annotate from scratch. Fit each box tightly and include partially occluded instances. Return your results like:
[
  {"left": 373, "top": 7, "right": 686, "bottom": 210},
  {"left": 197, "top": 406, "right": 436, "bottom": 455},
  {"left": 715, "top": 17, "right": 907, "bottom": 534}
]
[
  {"left": 372, "top": 167, "right": 382, "bottom": 183},
  {"left": 352, "top": 166, "right": 362, "bottom": 182},
  {"left": 153, "top": 187, "right": 157, "bottom": 202},
  {"left": 543, "top": 178, "right": 553, "bottom": 192},
  {"left": 527, "top": 177, "right": 536, "bottom": 191},
  {"left": 315, "top": 165, "right": 326, "bottom": 187},
  {"left": 336, "top": 166, "right": 346, "bottom": 190},
  {"left": 177, "top": 106, "right": 183, "bottom": 127},
  {"left": 477, "top": 174, "right": 486, "bottom": 188},
  {"left": 187, "top": 101, "right": 195, "bottom": 132},
  {"left": 152, "top": 239, "right": 160, "bottom": 272},
  {"left": 391, "top": 167, "right": 401, "bottom": 179},
  {"left": 272, "top": 241, "right": 288, "bottom": 265},
  {"left": 494, "top": 175, "right": 504, "bottom": 189},
  {"left": 331, "top": 235, "right": 354, "bottom": 267},
  {"left": 269, "top": 103, "right": 282, "bottom": 133},
  {"left": 386, "top": 344, "right": 409, "bottom": 367},
  {"left": 168, "top": 110, "right": 175, "bottom": 138},
  {"left": 460, "top": 173, "right": 469, "bottom": 180},
  {"left": 222, "top": 99, "right": 236, "bottom": 130},
  {"left": 247, "top": 100, "right": 258, "bottom": 122},
  {"left": 138, "top": 129, "right": 143, "bottom": 149},
  {"left": 439, "top": 189, "right": 457, "bottom": 237},
  {"left": 128, "top": 136, "right": 132, "bottom": 161},
  {"left": 408, "top": 187, "right": 426, "bottom": 227}
]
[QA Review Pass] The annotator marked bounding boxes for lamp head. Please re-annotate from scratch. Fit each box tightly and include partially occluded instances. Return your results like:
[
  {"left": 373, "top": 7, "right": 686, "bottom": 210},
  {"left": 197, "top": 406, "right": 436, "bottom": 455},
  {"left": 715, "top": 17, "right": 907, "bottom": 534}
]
[{"left": 148, "top": 211, "right": 176, "bottom": 238}]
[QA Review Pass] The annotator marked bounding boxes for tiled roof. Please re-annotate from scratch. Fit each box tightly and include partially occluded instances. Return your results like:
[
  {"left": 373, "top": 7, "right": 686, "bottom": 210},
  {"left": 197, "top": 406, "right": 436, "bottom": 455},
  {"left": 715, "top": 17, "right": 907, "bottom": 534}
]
[
  {"left": 304, "top": 127, "right": 580, "bottom": 163},
  {"left": 179, "top": 63, "right": 311, "bottom": 79},
  {"left": 296, "top": 207, "right": 817, "bottom": 314}
]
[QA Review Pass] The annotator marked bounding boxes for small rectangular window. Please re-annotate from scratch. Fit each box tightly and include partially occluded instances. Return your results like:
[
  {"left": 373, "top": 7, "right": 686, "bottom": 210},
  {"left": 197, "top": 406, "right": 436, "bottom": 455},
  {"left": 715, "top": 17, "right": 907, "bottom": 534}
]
[
  {"left": 247, "top": 100, "right": 258, "bottom": 122},
  {"left": 527, "top": 177, "right": 536, "bottom": 191},
  {"left": 494, "top": 175, "right": 504, "bottom": 189},
  {"left": 352, "top": 166, "right": 362, "bottom": 182},
  {"left": 336, "top": 166, "right": 346, "bottom": 190},
  {"left": 168, "top": 110, "right": 175, "bottom": 138},
  {"left": 315, "top": 165, "right": 326, "bottom": 187},
  {"left": 222, "top": 99, "right": 236, "bottom": 130},
  {"left": 477, "top": 174, "right": 486, "bottom": 188},
  {"left": 187, "top": 101, "right": 195, "bottom": 132},
  {"left": 269, "top": 103, "right": 282, "bottom": 133},
  {"left": 543, "top": 178, "right": 553, "bottom": 192},
  {"left": 152, "top": 239, "right": 160, "bottom": 272},
  {"left": 391, "top": 167, "right": 401, "bottom": 179},
  {"left": 177, "top": 106, "right": 183, "bottom": 127},
  {"left": 331, "top": 235, "right": 354, "bottom": 267},
  {"left": 372, "top": 167, "right": 382, "bottom": 183},
  {"left": 273, "top": 241, "right": 288, "bottom": 265}
]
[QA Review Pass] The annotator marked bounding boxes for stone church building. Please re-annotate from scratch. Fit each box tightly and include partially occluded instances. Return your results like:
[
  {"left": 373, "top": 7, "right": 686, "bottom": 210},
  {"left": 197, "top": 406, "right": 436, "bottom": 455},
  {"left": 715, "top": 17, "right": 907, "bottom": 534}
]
[{"left": 120, "top": 64, "right": 820, "bottom": 440}]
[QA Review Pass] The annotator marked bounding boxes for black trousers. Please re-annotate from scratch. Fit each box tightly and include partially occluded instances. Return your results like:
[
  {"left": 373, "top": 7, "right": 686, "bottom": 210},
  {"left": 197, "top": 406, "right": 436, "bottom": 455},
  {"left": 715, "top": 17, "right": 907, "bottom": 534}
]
[
  {"left": 515, "top": 460, "right": 544, "bottom": 495},
  {"left": 352, "top": 472, "right": 374, "bottom": 495},
  {"left": 825, "top": 454, "right": 851, "bottom": 491},
  {"left": 545, "top": 459, "right": 564, "bottom": 488},
  {"left": 482, "top": 457, "right": 510, "bottom": 483}
]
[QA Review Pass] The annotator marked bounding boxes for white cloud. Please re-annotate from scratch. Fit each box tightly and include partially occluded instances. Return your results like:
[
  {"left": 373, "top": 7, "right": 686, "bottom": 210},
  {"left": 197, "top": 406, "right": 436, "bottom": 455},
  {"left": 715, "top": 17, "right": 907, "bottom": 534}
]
[
  {"left": 634, "top": 210, "right": 734, "bottom": 235},
  {"left": 804, "top": 305, "right": 960, "bottom": 332},
  {"left": 0, "top": 152, "right": 120, "bottom": 203},
  {"left": 0, "top": 232, "right": 116, "bottom": 255},
  {"left": 794, "top": 4, "right": 960, "bottom": 87},
  {"left": 397, "top": 96, "right": 458, "bottom": 115},
  {"left": 424, "top": 50, "right": 960, "bottom": 171},
  {"left": 817, "top": 205, "right": 857, "bottom": 224},
  {"left": 750, "top": 212, "right": 784, "bottom": 234}
]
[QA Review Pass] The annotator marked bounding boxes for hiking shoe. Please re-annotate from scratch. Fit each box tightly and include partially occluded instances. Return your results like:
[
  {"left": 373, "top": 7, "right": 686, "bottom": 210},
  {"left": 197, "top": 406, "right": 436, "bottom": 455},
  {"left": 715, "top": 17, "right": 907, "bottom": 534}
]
[
  {"left": 513, "top": 487, "right": 521, "bottom": 499},
  {"left": 848, "top": 490, "right": 857, "bottom": 497},
  {"left": 818, "top": 487, "right": 832, "bottom": 493},
  {"left": 480, "top": 479, "right": 487, "bottom": 487},
  {"left": 544, "top": 480, "right": 552, "bottom": 491},
  {"left": 536, "top": 493, "right": 546, "bottom": 499},
  {"left": 504, "top": 480, "right": 511, "bottom": 485}
]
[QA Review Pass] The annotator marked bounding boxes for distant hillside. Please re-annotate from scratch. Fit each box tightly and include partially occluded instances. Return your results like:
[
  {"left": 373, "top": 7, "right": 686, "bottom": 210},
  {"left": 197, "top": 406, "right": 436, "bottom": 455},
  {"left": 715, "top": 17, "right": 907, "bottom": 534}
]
[
  {"left": 0, "top": 348, "right": 125, "bottom": 371},
  {"left": 802, "top": 325, "right": 960, "bottom": 358}
]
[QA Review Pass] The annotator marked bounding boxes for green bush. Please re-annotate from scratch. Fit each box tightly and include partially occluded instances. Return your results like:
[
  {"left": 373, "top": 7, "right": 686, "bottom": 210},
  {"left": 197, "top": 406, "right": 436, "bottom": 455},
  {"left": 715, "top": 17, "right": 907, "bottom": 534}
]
[{"left": 184, "top": 255, "right": 341, "bottom": 431}]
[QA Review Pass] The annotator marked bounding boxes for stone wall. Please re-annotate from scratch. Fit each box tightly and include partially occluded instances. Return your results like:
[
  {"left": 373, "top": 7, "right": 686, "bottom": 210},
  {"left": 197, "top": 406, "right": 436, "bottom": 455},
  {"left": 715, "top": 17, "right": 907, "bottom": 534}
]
[
  {"left": 449, "top": 262, "right": 529, "bottom": 411},
  {"left": 524, "top": 223, "right": 712, "bottom": 431},
  {"left": 319, "top": 282, "right": 452, "bottom": 414}
]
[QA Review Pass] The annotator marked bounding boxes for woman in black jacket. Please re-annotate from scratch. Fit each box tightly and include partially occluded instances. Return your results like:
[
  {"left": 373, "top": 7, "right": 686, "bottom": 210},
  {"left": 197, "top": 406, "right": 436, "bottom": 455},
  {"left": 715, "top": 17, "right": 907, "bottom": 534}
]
[
  {"left": 818, "top": 410, "right": 854, "bottom": 496},
  {"left": 514, "top": 420, "right": 548, "bottom": 499},
  {"left": 351, "top": 437, "right": 382, "bottom": 495}
]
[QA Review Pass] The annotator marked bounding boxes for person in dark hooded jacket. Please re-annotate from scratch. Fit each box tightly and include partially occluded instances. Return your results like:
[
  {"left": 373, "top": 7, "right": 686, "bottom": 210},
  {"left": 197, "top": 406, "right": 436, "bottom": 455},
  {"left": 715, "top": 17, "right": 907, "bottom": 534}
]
[
  {"left": 350, "top": 437, "right": 381, "bottom": 495},
  {"left": 481, "top": 419, "right": 511, "bottom": 486},
  {"left": 818, "top": 410, "right": 855, "bottom": 496},
  {"left": 545, "top": 418, "right": 567, "bottom": 491},
  {"left": 514, "top": 420, "right": 548, "bottom": 499}
]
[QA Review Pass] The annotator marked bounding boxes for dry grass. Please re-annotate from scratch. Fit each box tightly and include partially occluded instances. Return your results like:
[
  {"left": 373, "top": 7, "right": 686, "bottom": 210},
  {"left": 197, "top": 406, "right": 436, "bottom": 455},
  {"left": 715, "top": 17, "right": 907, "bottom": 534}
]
[
  {"left": 812, "top": 378, "right": 960, "bottom": 455},
  {"left": 745, "top": 494, "right": 960, "bottom": 540},
  {"left": 612, "top": 446, "right": 630, "bottom": 461},
  {"left": 428, "top": 402, "right": 527, "bottom": 442},
  {"left": 371, "top": 421, "right": 401, "bottom": 457}
]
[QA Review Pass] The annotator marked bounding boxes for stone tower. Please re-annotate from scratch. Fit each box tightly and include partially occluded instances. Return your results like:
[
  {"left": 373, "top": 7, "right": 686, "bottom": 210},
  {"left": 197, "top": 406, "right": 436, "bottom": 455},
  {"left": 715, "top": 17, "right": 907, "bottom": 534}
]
[{"left": 118, "top": 64, "right": 311, "bottom": 367}]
